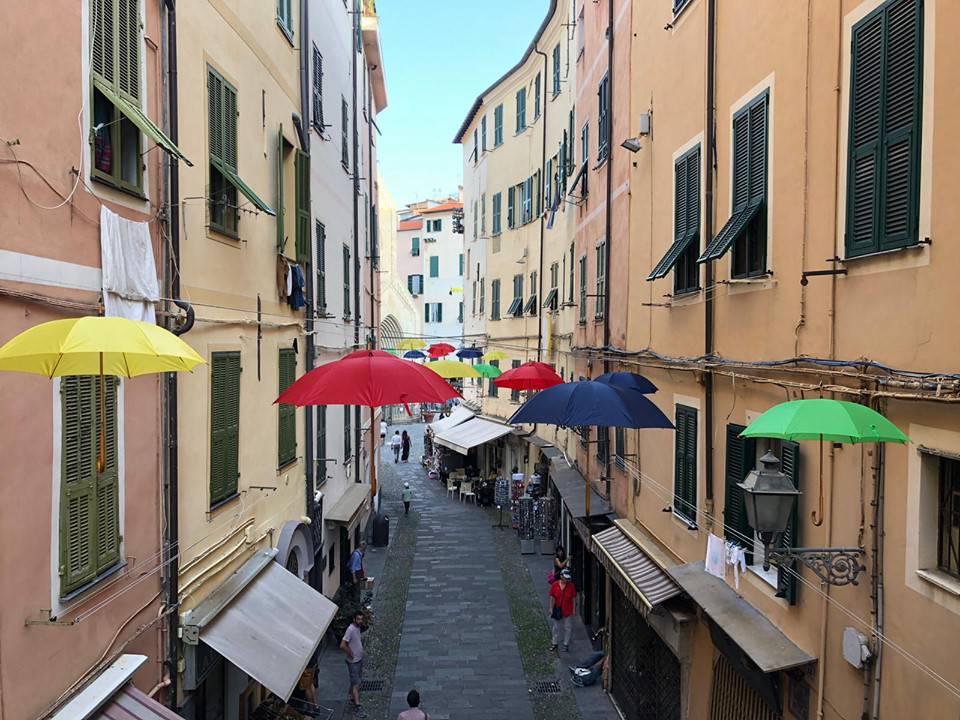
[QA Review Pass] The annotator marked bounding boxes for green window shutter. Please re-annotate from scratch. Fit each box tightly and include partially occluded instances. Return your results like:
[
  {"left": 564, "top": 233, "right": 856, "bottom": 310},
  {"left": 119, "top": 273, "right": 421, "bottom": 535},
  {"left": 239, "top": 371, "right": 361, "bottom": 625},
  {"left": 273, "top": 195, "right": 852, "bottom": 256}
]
[
  {"left": 777, "top": 441, "right": 801, "bottom": 604},
  {"left": 278, "top": 348, "right": 297, "bottom": 466},
  {"left": 117, "top": 0, "right": 139, "bottom": 100},
  {"left": 424, "top": 304, "right": 430, "bottom": 323},
  {"left": 95, "top": 376, "right": 120, "bottom": 573},
  {"left": 341, "top": 97, "right": 350, "bottom": 167},
  {"left": 222, "top": 81, "right": 238, "bottom": 170},
  {"left": 674, "top": 405, "right": 697, "bottom": 523},
  {"left": 210, "top": 352, "right": 241, "bottom": 506},
  {"left": 723, "top": 424, "right": 756, "bottom": 564},
  {"left": 316, "top": 221, "right": 326, "bottom": 311},
  {"left": 343, "top": 406, "right": 352, "bottom": 459},
  {"left": 60, "top": 376, "right": 98, "bottom": 593},
  {"left": 295, "top": 150, "right": 311, "bottom": 262},
  {"left": 316, "top": 407, "right": 327, "bottom": 473},
  {"left": 459, "top": 253, "right": 464, "bottom": 276},
  {"left": 208, "top": 69, "right": 224, "bottom": 164},
  {"left": 437, "top": 303, "right": 443, "bottom": 322},
  {"left": 343, "top": 245, "right": 351, "bottom": 317},
  {"left": 430, "top": 256, "right": 439, "bottom": 277},
  {"left": 277, "top": 129, "right": 286, "bottom": 253},
  {"left": 91, "top": 0, "right": 116, "bottom": 88},
  {"left": 312, "top": 46, "right": 324, "bottom": 130}
]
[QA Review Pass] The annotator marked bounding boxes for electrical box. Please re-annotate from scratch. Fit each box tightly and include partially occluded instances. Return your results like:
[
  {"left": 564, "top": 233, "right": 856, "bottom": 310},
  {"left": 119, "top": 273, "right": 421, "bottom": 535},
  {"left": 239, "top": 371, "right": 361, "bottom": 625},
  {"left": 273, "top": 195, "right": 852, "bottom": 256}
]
[
  {"left": 638, "top": 112, "right": 652, "bottom": 136},
  {"left": 842, "top": 627, "right": 872, "bottom": 669}
]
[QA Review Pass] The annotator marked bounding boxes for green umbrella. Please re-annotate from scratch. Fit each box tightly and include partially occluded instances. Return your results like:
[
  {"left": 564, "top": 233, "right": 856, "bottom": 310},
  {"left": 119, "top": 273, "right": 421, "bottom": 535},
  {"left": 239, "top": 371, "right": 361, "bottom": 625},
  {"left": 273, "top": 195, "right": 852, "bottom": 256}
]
[
  {"left": 473, "top": 363, "right": 503, "bottom": 378},
  {"left": 741, "top": 398, "right": 908, "bottom": 526},
  {"left": 740, "top": 399, "right": 909, "bottom": 444}
]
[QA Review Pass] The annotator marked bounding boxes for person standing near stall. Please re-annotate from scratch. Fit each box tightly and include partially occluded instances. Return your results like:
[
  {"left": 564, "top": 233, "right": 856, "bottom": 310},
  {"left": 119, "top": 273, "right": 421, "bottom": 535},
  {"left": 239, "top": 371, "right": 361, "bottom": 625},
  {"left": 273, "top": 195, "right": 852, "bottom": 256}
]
[
  {"left": 548, "top": 568, "right": 576, "bottom": 652},
  {"left": 401, "top": 430, "right": 411, "bottom": 462}
]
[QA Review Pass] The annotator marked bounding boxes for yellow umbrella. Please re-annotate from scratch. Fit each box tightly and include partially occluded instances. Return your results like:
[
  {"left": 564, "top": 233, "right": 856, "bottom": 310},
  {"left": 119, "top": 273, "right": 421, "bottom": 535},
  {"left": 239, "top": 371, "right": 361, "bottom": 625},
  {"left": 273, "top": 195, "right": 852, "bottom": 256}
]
[
  {"left": 0, "top": 316, "right": 205, "bottom": 469},
  {"left": 424, "top": 360, "right": 481, "bottom": 378},
  {"left": 483, "top": 350, "right": 507, "bottom": 361},
  {"left": 396, "top": 338, "right": 426, "bottom": 350}
]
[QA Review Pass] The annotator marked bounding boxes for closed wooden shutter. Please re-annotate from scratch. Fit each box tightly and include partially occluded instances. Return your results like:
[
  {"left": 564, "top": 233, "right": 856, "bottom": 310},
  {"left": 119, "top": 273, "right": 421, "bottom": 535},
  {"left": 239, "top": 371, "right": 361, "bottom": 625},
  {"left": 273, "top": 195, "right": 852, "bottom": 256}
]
[
  {"left": 295, "top": 150, "right": 310, "bottom": 262},
  {"left": 210, "top": 352, "right": 241, "bottom": 506},
  {"left": 723, "top": 424, "right": 756, "bottom": 564},
  {"left": 846, "top": 0, "right": 923, "bottom": 257},
  {"left": 208, "top": 70, "right": 224, "bottom": 164},
  {"left": 316, "top": 221, "right": 326, "bottom": 311},
  {"left": 277, "top": 129, "right": 286, "bottom": 253},
  {"left": 674, "top": 405, "right": 697, "bottom": 523},
  {"left": 343, "top": 245, "right": 351, "bottom": 317},
  {"left": 60, "top": 376, "right": 98, "bottom": 593},
  {"left": 96, "top": 376, "right": 120, "bottom": 572},
  {"left": 92, "top": 0, "right": 139, "bottom": 100},
  {"left": 777, "top": 441, "right": 801, "bottom": 604},
  {"left": 278, "top": 348, "right": 297, "bottom": 466},
  {"left": 312, "top": 46, "right": 324, "bottom": 130},
  {"left": 91, "top": 0, "right": 116, "bottom": 89}
]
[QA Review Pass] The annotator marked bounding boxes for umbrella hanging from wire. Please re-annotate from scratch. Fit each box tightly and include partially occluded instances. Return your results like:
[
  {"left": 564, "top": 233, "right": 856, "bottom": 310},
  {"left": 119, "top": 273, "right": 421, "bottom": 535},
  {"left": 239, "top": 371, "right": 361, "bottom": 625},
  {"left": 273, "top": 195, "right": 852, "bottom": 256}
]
[
  {"left": 494, "top": 361, "right": 563, "bottom": 391},
  {"left": 397, "top": 338, "right": 426, "bottom": 350},
  {"left": 403, "top": 350, "right": 426, "bottom": 359},
  {"left": 473, "top": 363, "right": 503, "bottom": 378},
  {"left": 483, "top": 350, "right": 507, "bottom": 361},
  {"left": 428, "top": 343, "right": 456, "bottom": 358},
  {"left": 508, "top": 380, "right": 674, "bottom": 429},
  {"left": 594, "top": 371, "right": 658, "bottom": 394},
  {"left": 456, "top": 346, "right": 485, "bottom": 359},
  {"left": 423, "top": 360, "right": 481, "bottom": 379}
]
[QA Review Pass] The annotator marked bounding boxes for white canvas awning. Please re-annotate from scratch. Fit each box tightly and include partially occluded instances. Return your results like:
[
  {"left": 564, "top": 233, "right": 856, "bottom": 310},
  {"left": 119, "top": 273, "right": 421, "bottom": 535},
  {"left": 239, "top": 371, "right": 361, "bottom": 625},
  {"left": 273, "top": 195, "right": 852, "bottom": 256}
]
[
  {"left": 434, "top": 417, "right": 514, "bottom": 455},
  {"left": 325, "top": 483, "right": 371, "bottom": 531},
  {"left": 429, "top": 405, "right": 475, "bottom": 434},
  {"left": 200, "top": 562, "right": 338, "bottom": 701}
]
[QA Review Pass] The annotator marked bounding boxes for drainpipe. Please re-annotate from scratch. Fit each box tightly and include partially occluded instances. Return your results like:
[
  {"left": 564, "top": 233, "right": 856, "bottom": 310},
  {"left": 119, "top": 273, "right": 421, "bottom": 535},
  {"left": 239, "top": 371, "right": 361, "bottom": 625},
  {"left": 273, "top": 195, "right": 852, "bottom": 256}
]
[
  {"left": 601, "top": 0, "right": 614, "bottom": 491},
  {"left": 351, "top": 1, "right": 362, "bottom": 486},
  {"left": 162, "top": 0, "right": 180, "bottom": 710},
  {"left": 870, "top": 440, "right": 885, "bottom": 719},
  {"left": 301, "top": 0, "right": 315, "bottom": 528},
  {"left": 534, "top": 46, "right": 548, "bottom": 364},
  {"left": 703, "top": 0, "right": 716, "bottom": 508}
]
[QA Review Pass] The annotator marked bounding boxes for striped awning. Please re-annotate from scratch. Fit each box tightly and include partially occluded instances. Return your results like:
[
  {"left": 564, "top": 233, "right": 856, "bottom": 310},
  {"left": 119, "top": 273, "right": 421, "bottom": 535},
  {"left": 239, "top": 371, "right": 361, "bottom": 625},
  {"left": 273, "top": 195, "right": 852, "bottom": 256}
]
[{"left": 590, "top": 525, "right": 681, "bottom": 614}]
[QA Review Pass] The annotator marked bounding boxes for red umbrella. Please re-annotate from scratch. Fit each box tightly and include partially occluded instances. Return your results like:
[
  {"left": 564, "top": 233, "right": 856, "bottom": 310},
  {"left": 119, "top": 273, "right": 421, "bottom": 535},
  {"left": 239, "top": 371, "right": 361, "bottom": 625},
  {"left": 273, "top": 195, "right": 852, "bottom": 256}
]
[
  {"left": 428, "top": 342, "right": 456, "bottom": 358},
  {"left": 277, "top": 349, "right": 460, "bottom": 407},
  {"left": 494, "top": 361, "right": 563, "bottom": 391}
]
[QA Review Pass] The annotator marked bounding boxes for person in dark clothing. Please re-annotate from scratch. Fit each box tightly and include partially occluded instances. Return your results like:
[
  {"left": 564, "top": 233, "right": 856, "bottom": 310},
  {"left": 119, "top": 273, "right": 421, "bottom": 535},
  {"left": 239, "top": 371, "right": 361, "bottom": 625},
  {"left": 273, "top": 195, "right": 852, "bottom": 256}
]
[{"left": 401, "top": 430, "right": 411, "bottom": 462}]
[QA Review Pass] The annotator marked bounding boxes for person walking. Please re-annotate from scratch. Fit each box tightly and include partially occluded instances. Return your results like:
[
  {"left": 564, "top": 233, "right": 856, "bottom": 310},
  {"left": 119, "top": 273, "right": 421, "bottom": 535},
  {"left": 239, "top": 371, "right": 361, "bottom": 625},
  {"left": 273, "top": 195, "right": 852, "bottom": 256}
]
[
  {"left": 350, "top": 541, "right": 366, "bottom": 598},
  {"left": 548, "top": 568, "right": 576, "bottom": 652},
  {"left": 401, "top": 430, "right": 411, "bottom": 462},
  {"left": 397, "top": 689, "right": 430, "bottom": 719},
  {"left": 380, "top": 419, "right": 387, "bottom": 445},
  {"left": 340, "top": 611, "right": 366, "bottom": 717},
  {"left": 390, "top": 430, "right": 402, "bottom": 462},
  {"left": 402, "top": 482, "right": 413, "bottom": 514}
]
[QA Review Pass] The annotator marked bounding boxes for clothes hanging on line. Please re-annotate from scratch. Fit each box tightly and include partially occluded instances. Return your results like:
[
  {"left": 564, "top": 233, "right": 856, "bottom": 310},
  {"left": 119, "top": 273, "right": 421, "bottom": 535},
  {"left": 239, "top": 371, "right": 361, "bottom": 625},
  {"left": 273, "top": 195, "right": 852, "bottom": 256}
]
[
  {"left": 726, "top": 542, "right": 748, "bottom": 591},
  {"left": 288, "top": 263, "right": 306, "bottom": 310},
  {"left": 99, "top": 205, "right": 160, "bottom": 322},
  {"left": 704, "top": 533, "right": 726, "bottom": 580}
]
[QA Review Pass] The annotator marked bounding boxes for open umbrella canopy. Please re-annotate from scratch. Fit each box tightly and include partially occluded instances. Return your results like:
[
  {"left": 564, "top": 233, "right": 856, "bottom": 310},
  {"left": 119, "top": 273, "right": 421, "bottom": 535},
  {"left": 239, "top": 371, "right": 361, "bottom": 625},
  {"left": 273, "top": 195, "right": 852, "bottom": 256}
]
[
  {"left": 402, "top": 349, "right": 426, "bottom": 359},
  {"left": 740, "top": 399, "right": 909, "bottom": 444},
  {"left": 428, "top": 342, "right": 456, "bottom": 358},
  {"left": 277, "top": 349, "right": 460, "bottom": 407},
  {"left": 508, "top": 381, "right": 674, "bottom": 429},
  {"left": 397, "top": 338, "right": 426, "bottom": 350},
  {"left": 423, "top": 359, "right": 481, "bottom": 379},
  {"left": 473, "top": 363, "right": 503, "bottom": 378},
  {"left": 483, "top": 350, "right": 507, "bottom": 361},
  {"left": 494, "top": 361, "right": 563, "bottom": 391},
  {"left": 0, "top": 316, "right": 205, "bottom": 377},
  {"left": 456, "top": 347, "right": 485, "bottom": 359},
  {"left": 594, "top": 371, "right": 658, "bottom": 394}
]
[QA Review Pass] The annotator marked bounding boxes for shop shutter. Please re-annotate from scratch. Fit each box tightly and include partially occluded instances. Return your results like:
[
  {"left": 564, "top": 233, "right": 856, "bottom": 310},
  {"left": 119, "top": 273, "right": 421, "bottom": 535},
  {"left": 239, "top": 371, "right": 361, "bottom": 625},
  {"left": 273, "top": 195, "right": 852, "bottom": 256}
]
[
  {"left": 278, "top": 349, "right": 297, "bottom": 466},
  {"left": 295, "top": 150, "right": 310, "bottom": 262},
  {"left": 776, "top": 440, "right": 801, "bottom": 604},
  {"left": 95, "top": 376, "right": 120, "bottom": 572},
  {"left": 60, "top": 376, "right": 98, "bottom": 593},
  {"left": 723, "top": 424, "right": 756, "bottom": 564},
  {"left": 210, "top": 352, "right": 241, "bottom": 506},
  {"left": 709, "top": 654, "right": 778, "bottom": 720}
]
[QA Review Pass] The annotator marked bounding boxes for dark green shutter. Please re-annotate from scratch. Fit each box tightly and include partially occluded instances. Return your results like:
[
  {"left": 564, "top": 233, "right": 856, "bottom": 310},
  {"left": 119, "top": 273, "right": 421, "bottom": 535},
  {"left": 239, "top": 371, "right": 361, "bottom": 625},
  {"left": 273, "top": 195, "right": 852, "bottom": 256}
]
[
  {"left": 674, "top": 405, "right": 697, "bottom": 523},
  {"left": 60, "top": 376, "right": 98, "bottom": 593},
  {"left": 277, "top": 129, "right": 286, "bottom": 253},
  {"left": 437, "top": 303, "right": 443, "bottom": 322},
  {"left": 312, "top": 46, "right": 324, "bottom": 129},
  {"left": 208, "top": 70, "right": 224, "bottom": 165},
  {"left": 210, "top": 352, "right": 241, "bottom": 506},
  {"left": 723, "top": 424, "right": 756, "bottom": 564},
  {"left": 278, "top": 349, "right": 297, "bottom": 466},
  {"left": 424, "top": 304, "right": 430, "bottom": 323},
  {"left": 95, "top": 376, "right": 120, "bottom": 572},
  {"left": 777, "top": 441, "right": 801, "bottom": 604},
  {"left": 92, "top": 0, "right": 139, "bottom": 100},
  {"left": 295, "top": 150, "right": 310, "bottom": 262},
  {"left": 343, "top": 245, "right": 351, "bottom": 317},
  {"left": 316, "top": 221, "right": 326, "bottom": 311}
]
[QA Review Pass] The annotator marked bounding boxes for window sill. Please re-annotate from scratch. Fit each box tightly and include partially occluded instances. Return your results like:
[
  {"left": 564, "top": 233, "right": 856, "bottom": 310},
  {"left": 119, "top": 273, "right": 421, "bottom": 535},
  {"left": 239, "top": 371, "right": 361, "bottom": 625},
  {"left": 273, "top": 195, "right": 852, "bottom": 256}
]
[
  {"left": 748, "top": 563, "right": 779, "bottom": 589},
  {"left": 841, "top": 242, "right": 926, "bottom": 264},
  {"left": 672, "top": 510, "right": 698, "bottom": 530},
  {"left": 60, "top": 560, "right": 128, "bottom": 605},
  {"left": 209, "top": 224, "right": 241, "bottom": 242},
  {"left": 277, "top": 458, "right": 298, "bottom": 473},
  {"left": 917, "top": 568, "right": 960, "bottom": 596},
  {"left": 91, "top": 173, "right": 147, "bottom": 202},
  {"left": 209, "top": 492, "right": 240, "bottom": 514}
]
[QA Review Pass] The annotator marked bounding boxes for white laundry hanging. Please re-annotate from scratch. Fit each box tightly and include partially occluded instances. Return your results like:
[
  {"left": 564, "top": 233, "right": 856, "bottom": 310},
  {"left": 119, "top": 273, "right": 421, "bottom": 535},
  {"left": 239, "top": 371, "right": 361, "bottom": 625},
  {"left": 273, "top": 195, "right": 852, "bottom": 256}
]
[
  {"left": 704, "top": 533, "right": 726, "bottom": 580},
  {"left": 100, "top": 205, "right": 160, "bottom": 322},
  {"left": 725, "top": 542, "right": 748, "bottom": 590}
]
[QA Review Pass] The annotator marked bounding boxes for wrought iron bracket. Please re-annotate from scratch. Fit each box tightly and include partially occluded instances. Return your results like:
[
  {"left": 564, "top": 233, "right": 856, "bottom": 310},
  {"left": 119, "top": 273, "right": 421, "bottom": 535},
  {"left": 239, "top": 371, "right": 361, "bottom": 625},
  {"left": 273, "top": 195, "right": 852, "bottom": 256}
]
[{"left": 765, "top": 546, "right": 866, "bottom": 587}]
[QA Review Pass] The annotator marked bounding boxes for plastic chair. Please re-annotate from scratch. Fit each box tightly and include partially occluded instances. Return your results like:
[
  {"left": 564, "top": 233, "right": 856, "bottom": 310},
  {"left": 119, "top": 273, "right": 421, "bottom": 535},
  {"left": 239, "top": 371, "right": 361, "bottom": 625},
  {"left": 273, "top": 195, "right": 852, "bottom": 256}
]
[
  {"left": 447, "top": 479, "right": 458, "bottom": 498},
  {"left": 460, "top": 480, "right": 476, "bottom": 504}
]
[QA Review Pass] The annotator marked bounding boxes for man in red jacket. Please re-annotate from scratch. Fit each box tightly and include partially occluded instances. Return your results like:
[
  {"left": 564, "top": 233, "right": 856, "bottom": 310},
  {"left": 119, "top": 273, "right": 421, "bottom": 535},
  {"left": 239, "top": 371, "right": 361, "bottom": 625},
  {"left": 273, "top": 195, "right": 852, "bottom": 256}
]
[{"left": 548, "top": 568, "right": 576, "bottom": 652}]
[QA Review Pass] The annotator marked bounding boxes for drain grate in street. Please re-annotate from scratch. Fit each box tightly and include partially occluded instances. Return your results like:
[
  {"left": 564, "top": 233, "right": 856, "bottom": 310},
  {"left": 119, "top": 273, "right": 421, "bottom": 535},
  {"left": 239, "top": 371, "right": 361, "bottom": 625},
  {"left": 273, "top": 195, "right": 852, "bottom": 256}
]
[
  {"left": 533, "top": 680, "right": 563, "bottom": 694},
  {"left": 359, "top": 679, "right": 386, "bottom": 693}
]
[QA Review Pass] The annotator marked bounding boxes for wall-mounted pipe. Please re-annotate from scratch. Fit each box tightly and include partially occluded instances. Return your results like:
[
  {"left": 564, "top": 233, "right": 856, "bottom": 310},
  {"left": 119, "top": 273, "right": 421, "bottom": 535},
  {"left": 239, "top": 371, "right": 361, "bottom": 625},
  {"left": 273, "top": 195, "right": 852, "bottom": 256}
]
[{"left": 703, "top": 0, "right": 716, "bottom": 504}]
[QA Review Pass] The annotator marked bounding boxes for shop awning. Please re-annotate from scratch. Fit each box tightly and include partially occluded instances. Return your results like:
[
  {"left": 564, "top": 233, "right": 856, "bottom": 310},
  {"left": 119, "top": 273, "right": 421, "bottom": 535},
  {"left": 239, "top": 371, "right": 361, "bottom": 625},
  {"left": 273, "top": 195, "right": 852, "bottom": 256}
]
[
  {"left": 670, "top": 562, "right": 814, "bottom": 673},
  {"left": 435, "top": 417, "right": 514, "bottom": 455},
  {"left": 325, "top": 482, "right": 371, "bottom": 530},
  {"left": 430, "top": 405, "right": 475, "bottom": 434},
  {"left": 547, "top": 455, "right": 612, "bottom": 518},
  {"left": 591, "top": 525, "right": 682, "bottom": 613},
  {"left": 95, "top": 685, "right": 184, "bottom": 720},
  {"left": 200, "top": 561, "right": 338, "bottom": 701}
]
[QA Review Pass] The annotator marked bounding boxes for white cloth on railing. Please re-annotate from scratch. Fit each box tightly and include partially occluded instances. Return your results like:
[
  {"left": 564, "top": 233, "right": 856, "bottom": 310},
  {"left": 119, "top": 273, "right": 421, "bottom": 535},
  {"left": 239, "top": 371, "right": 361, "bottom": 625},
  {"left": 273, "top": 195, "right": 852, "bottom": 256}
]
[
  {"left": 100, "top": 205, "right": 160, "bottom": 322},
  {"left": 726, "top": 543, "right": 748, "bottom": 590},
  {"left": 705, "top": 533, "right": 726, "bottom": 579}
]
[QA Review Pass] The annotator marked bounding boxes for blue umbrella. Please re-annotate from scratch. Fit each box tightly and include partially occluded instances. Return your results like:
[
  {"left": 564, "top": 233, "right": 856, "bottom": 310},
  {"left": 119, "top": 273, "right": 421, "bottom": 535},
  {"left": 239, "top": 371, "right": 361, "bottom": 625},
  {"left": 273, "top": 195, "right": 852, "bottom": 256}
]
[
  {"left": 403, "top": 350, "right": 426, "bottom": 359},
  {"left": 508, "top": 381, "right": 674, "bottom": 429},
  {"left": 456, "top": 347, "right": 484, "bottom": 359},
  {"left": 594, "top": 371, "right": 658, "bottom": 394}
]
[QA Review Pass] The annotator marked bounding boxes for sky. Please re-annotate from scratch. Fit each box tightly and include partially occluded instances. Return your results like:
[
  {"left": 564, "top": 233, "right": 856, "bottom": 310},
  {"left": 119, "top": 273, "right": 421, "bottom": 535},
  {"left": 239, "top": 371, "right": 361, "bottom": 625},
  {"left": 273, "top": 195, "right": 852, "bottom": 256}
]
[{"left": 375, "top": 0, "right": 550, "bottom": 209}]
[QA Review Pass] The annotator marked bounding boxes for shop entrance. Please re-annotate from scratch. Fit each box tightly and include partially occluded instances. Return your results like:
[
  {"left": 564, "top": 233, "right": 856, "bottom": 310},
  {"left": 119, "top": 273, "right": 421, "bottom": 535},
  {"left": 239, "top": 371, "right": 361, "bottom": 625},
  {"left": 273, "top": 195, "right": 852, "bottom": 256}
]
[
  {"left": 610, "top": 585, "right": 681, "bottom": 720},
  {"left": 339, "top": 526, "right": 351, "bottom": 588}
]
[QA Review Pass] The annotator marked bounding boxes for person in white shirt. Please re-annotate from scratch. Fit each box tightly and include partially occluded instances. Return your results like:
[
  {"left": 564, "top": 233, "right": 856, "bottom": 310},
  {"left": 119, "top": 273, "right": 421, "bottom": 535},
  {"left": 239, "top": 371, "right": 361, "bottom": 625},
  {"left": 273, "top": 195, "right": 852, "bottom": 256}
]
[
  {"left": 390, "top": 431, "right": 402, "bottom": 463},
  {"left": 380, "top": 420, "right": 387, "bottom": 445}
]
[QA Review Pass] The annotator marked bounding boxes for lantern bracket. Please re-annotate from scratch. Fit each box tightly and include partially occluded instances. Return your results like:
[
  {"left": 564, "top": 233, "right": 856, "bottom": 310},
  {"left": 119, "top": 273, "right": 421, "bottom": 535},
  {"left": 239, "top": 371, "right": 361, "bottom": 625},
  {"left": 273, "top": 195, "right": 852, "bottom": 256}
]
[{"left": 765, "top": 546, "right": 866, "bottom": 587}]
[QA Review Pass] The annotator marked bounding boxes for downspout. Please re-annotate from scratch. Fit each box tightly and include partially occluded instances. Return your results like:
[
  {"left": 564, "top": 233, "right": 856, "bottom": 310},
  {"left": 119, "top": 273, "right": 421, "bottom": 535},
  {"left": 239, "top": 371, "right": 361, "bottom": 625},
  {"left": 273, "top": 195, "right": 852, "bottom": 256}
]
[
  {"left": 367, "top": 78, "right": 379, "bottom": 499},
  {"left": 534, "top": 46, "right": 548, "bottom": 364},
  {"left": 601, "top": 0, "right": 614, "bottom": 493},
  {"left": 870, "top": 439, "right": 885, "bottom": 719},
  {"left": 351, "top": 1, "right": 362, "bottom": 485},
  {"left": 162, "top": 0, "right": 180, "bottom": 710},
  {"left": 703, "top": 0, "right": 716, "bottom": 507},
  {"left": 301, "top": 0, "right": 315, "bottom": 525}
]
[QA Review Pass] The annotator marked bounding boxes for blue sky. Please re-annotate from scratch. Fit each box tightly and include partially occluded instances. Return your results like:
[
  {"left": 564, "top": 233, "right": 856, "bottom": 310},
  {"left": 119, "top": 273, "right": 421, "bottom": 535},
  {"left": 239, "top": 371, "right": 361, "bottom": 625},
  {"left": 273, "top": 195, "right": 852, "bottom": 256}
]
[{"left": 376, "top": 0, "right": 550, "bottom": 209}]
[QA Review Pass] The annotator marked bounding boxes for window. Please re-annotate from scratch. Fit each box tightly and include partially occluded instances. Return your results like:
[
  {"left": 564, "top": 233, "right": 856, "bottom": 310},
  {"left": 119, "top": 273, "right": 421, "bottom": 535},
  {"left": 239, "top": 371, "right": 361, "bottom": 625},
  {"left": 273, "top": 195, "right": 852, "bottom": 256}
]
[
  {"left": 581, "top": 122, "right": 589, "bottom": 172},
  {"left": 427, "top": 218, "right": 442, "bottom": 232},
  {"left": 673, "top": 404, "right": 697, "bottom": 524},
  {"left": 277, "top": 0, "right": 293, "bottom": 38},
  {"left": 615, "top": 427, "right": 626, "bottom": 468},
  {"left": 524, "top": 271, "right": 538, "bottom": 314},
  {"left": 845, "top": 0, "right": 923, "bottom": 258},
  {"left": 522, "top": 177, "right": 533, "bottom": 224},
  {"left": 568, "top": 109, "right": 576, "bottom": 172},
  {"left": 316, "top": 221, "right": 326, "bottom": 313},
  {"left": 492, "top": 193, "right": 502, "bottom": 235},
  {"left": 294, "top": 150, "right": 310, "bottom": 262},
  {"left": 341, "top": 97, "right": 350, "bottom": 168},
  {"left": 207, "top": 69, "right": 239, "bottom": 235},
  {"left": 480, "top": 193, "right": 486, "bottom": 235},
  {"left": 938, "top": 456, "right": 960, "bottom": 579},
  {"left": 316, "top": 407, "right": 326, "bottom": 486},
  {"left": 595, "top": 240, "right": 606, "bottom": 319},
  {"left": 210, "top": 352, "right": 241, "bottom": 508},
  {"left": 429, "top": 256, "right": 439, "bottom": 277},
  {"left": 597, "top": 74, "right": 609, "bottom": 161},
  {"left": 491, "top": 279, "right": 501, "bottom": 319},
  {"left": 59, "top": 375, "right": 120, "bottom": 594},
  {"left": 312, "top": 46, "right": 324, "bottom": 131},
  {"left": 472, "top": 201, "right": 478, "bottom": 239},
  {"left": 510, "top": 359, "right": 522, "bottom": 402},
  {"left": 545, "top": 157, "right": 553, "bottom": 211},
  {"left": 507, "top": 187, "right": 516, "bottom": 229},
  {"left": 578, "top": 255, "right": 587, "bottom": 323},
  {"left": 494, "top": 104, "right": 504, "bottom": 146},
  {"left": 648, "top": 146, "right": 701, "bottom": 293},
  {"left": 488, "top": 359, "right": 500, "bottom": 397},
  {"left": 699, "top": 92, "right": 769, "bottom": 276},
  {"left": 508, "top": 274, "right": 524, "bottom": 317},
  {"left": 568, "top": 243, "right": 575, "bottom": 303},
  {"left": 516, "top": 88, "right": 527, "bottom": 133},
  {"left": 481, "top": 115, "right": 487, "bottom": 151},
  {"left": 343, "top": 406, "right": 352, "bottom": 461},
  {"left": 479, "top": 278, "right": 485, "bottom": 314},
  {"left": 407, "top": 274, "right": 423, "bottom": 295},
  {"left": 278, "top": 348, "right": 297, "bottom": 467},
  {"left": 534, "top": 73, "right": 542, "bottom": 119},
  {"left": 459, "top": 253, "right": 464, "bottom": 276},
  {"left": 411, "top": 237, "right": 420, "bottom": 256},
  {"left": 544, "top": 261, "right": 559, "bottom": 311},
  {"left": 597, "top": 427, "right": 609, "bottom": 464},
  {"left": 458, "top": 302, "right": 464, "bottom": 323},
  {"left": 552, "top": 43, "right": 561, "bottom": 96},
  {"left": 342, "top": 244, "right": 351, "bottom": 318},
  {"left": 425, "top": 303, "right": 443, "bottom": 323}
]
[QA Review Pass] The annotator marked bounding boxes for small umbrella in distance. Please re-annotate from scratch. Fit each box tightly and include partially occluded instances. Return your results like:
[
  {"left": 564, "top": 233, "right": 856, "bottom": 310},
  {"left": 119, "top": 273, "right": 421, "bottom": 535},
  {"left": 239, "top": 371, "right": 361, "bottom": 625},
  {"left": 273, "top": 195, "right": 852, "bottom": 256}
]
[
  {"left": 423, "top": 360, "right": 481, "bottom": 378},
  {"left": 473, "top": 363, "right": 503, "bottom": 378},
  {"left": 403, "top": 350, "right": 426, "bottom": 359},
  {"left": 456, "top": 346, "right": 485, "bottom": 359},
  {"left": 483, "top": 349, "right": 507, "bottom": 361},
  {"left": 508, "top": 381, "right": 673, "bottom": 429},
  {"left": 594, "top": 371, "right": 658, "bottom": 394},
  {"left": 428, "top": 342, "right": 456, "bottom": 358},
  {"left": 494, "top": 361, "right": 563, "bottom": 391},
  {"left": 397, "top": 338, "right": 426, "bottom": 350}
]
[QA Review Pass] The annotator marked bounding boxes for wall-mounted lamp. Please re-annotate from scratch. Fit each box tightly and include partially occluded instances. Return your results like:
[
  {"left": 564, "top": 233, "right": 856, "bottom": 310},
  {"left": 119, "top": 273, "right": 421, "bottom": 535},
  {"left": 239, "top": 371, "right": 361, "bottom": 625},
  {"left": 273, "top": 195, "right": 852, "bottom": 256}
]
[{"left": 620, "top": 138, "right": 643, "bottom": 153}]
